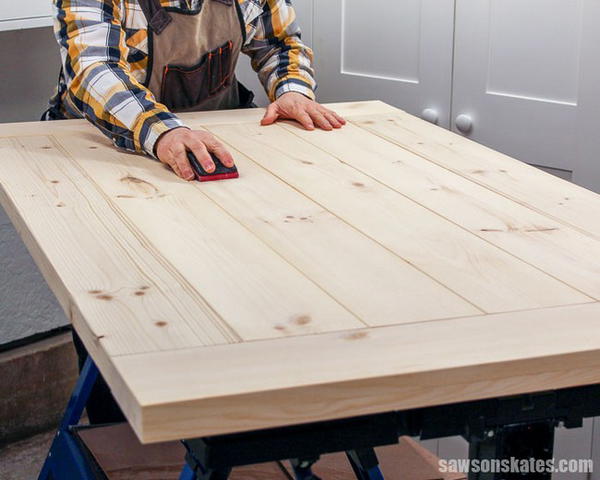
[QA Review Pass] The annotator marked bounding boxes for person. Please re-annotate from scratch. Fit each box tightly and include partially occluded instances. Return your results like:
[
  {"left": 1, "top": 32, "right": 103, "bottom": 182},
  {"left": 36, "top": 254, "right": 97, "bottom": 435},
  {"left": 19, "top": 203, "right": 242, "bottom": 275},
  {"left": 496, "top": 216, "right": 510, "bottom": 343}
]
[
  {"left": 44, "top": 0, "right": 346, "bottom": 424},
  {"left": 44, "top": 0, "right": 346, "bottom": 180}
]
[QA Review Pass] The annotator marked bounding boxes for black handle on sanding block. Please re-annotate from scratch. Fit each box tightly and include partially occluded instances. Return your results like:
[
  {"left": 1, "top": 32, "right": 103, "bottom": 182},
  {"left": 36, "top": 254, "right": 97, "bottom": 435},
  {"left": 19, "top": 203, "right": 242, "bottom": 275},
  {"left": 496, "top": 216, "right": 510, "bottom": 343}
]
[{"left": 186, "top": 151, "right": 239, "bottom": 182}]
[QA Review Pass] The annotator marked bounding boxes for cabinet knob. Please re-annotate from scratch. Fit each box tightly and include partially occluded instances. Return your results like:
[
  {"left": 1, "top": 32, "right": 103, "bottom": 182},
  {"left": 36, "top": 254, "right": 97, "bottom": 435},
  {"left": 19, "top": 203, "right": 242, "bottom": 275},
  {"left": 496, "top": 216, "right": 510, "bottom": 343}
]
[
  {"left": 421, "top": 108, "right": 439, "bottom": 125},
  {"left": 455, "top": 114, "right": 473, "bottom": 134}
]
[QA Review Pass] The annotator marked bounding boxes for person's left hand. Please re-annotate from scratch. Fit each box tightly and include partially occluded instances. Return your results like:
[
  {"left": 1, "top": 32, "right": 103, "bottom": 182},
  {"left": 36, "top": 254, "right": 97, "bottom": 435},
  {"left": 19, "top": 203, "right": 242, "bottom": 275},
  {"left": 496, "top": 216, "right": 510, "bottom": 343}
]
[{"left": 261, "top": 92, "right": 346, "bottom": 131}]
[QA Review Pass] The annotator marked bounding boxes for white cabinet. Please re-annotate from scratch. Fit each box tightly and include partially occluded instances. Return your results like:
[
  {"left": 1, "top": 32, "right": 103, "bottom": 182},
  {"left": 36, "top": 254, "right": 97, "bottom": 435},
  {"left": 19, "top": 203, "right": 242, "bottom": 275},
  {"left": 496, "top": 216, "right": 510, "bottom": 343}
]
[
  {"left": 452, "top": 0, "right": 600, "bottom": 191},
  {"left": 313, "top": 0, "right": 455, "bottom": 128},
  {"left": 0, "top": 0, "right": 53, "bottom": 31},
  {"left": 311, "top": 0, "right": 600, "bottom": 193}
]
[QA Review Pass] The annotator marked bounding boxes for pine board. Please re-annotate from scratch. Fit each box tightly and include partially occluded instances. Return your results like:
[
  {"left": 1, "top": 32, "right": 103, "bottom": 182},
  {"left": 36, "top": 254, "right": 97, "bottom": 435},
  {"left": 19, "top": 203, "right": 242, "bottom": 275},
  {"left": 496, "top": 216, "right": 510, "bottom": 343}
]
[{"left": 0, "top": 102, "right": 599, "bottom": 443}]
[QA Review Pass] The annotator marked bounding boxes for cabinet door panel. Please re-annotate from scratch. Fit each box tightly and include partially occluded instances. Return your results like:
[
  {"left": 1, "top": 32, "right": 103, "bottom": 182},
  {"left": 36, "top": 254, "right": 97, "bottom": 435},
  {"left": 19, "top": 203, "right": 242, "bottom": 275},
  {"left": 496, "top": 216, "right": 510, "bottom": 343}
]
[
  {"left": 453, "top": 0, "right": 600, "bottom": 192},
  {"left": 0, "top": 0, "right": 52, "bottom": 21},
  {"left": 313, "top": 0, "right": 455, "bottom": 128}
]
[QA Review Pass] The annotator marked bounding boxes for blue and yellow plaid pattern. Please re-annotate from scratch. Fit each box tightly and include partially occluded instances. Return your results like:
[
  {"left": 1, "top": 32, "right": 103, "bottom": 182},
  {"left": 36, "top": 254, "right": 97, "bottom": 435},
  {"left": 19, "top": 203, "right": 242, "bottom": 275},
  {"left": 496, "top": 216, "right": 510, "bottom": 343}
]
[{"left": 48, "top": 0, "right": 315, "bottom": 156}]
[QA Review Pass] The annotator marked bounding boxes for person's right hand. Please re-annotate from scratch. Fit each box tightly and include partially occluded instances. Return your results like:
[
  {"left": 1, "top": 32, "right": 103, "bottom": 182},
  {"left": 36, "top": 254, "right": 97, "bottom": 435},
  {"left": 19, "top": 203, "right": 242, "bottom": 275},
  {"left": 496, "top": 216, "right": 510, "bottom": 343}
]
[{"left": 155, "top": 127, "right": 235, "bottom": 181}]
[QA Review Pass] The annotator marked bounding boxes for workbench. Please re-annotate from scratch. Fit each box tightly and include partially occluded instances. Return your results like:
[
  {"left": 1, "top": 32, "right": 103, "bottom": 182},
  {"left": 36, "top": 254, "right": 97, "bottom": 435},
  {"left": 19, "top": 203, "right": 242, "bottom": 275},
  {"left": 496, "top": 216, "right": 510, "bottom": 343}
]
[{"left": 1, "top": 101, "right": 600, "bottom": 479}]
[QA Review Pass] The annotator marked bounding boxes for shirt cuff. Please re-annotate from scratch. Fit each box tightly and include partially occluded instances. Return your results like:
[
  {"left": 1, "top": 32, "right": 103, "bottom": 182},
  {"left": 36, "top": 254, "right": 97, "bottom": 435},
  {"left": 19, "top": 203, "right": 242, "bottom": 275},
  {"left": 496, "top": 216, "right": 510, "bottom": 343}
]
[
  {"left": 272, "top": 78, "right": 316, "bottom": 102},
  {"left": 133, "top": 111, "right": 188, "bottom": 158}
]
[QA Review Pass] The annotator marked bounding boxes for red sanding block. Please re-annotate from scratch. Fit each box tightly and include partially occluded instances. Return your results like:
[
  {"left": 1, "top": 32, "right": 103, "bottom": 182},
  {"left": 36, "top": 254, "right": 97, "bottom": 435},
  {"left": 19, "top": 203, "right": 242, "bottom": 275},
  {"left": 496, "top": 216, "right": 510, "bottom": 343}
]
[{"left": 187, "top": 151, "right": 239, "bottom": 182}]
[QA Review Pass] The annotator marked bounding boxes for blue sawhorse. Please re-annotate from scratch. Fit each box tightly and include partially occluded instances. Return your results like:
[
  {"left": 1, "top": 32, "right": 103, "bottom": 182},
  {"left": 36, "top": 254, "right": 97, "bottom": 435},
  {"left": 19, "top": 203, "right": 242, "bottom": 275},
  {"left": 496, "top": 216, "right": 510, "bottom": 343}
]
[
  {"left": 39, "top": 357, "right": 387, "bottom": 480},
  {"left": 38, "top": 357, "right": 99, "bottom": 480}
]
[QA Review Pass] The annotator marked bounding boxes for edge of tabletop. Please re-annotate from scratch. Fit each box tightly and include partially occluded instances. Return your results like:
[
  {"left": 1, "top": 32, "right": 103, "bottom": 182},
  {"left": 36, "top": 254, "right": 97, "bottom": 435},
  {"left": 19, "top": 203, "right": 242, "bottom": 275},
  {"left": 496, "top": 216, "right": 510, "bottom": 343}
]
[
  {"left": 0, "top": 101, "right": 398, "bottom": 137},
  {"left": 108, "top": 302, "right": 600, "bottom": 443}
]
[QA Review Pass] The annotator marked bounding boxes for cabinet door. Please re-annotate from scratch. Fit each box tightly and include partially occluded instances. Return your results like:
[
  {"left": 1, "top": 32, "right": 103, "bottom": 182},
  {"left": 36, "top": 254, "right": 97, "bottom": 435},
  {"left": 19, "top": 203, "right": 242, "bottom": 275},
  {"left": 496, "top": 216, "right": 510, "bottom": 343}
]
[
  {"left": 0, "top": 0, "right": 53, "bottom": 31},
  {"left": 452, "top": 0, "right": 600, "bottom": 192},
  {"left": 235, "top": 0, "right": 314, "bottom": 107},
  {"left": 0, "top": 0, "right": 52, "bottom": 21},
  {"left": 312, "top": 0, "right": 455, "bottom": 128}
]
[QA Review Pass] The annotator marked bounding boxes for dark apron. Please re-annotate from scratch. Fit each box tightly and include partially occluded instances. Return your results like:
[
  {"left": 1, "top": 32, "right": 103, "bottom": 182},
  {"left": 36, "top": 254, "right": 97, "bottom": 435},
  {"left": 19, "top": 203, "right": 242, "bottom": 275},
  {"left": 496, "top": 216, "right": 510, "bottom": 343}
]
[
  {"left": 42, "top": 0, "right": 254, "bottom": 121},
  {"left": 138, "top": 0, "right": 255, "bottom": 112}
]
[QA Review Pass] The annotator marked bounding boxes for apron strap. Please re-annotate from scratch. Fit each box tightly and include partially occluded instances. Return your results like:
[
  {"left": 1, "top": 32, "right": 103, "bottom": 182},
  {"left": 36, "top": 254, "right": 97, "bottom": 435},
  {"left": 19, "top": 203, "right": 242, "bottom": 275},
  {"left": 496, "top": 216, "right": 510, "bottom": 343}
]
[{"left": 138, "top": 0, "right": 172, "bottom": 35}]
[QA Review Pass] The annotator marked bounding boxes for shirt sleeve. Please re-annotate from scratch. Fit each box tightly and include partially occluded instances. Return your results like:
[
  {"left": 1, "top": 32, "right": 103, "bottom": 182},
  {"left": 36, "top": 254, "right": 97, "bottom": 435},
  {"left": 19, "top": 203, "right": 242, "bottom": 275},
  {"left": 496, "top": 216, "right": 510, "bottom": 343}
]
[
  {"left": 53, "top": 0, "right": 185, "bottom": 157},
  {"left": 242, "top": 0, "right": 316, "bottom": 101}
]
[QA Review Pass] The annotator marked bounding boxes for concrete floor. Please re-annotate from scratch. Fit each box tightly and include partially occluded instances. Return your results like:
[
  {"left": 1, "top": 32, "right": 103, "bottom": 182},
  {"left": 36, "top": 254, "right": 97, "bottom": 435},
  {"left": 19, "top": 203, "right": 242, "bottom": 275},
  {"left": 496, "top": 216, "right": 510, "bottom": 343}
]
[{"left": 0, "top": 430, "right": 54, "bottom": 480}]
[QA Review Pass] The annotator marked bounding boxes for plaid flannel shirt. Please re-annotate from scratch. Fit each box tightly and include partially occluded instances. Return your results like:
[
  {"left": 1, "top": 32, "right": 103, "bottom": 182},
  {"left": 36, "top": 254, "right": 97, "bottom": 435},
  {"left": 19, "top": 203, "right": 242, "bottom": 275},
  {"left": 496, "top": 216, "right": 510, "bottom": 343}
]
[{"left": 47, "top": 0, "right": 315, "bottom": 156}]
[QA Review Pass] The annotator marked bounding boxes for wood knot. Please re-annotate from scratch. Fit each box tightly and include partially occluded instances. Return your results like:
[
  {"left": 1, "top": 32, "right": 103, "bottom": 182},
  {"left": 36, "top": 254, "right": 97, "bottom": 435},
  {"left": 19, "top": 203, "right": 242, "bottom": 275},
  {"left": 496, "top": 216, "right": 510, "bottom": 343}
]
[
  {"left": 294, "top": 315, "right": 311, "bottom": 326},
  {"left": 344, "top": 331, "right": 369, "bottom": 341}
]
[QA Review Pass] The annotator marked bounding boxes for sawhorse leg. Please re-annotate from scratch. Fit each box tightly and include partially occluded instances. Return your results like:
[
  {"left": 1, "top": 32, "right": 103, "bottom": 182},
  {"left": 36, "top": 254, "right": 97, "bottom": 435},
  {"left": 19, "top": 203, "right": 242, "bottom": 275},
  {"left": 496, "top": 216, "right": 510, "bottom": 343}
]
[
  {"left": 346, "top": 449, "right": 385, "bottom": 480},
  {"left": 179, "top": 464, "right": 196, "bottom": 480},
  {"left": 290, "top": 458, "right": 322, "bottom": 480},
  {"left": 181, "top": 440, "right": 232, "bottom": 480},
  {"left": 39, "top": 356, "right": 195, "bottom": 480},
  {"left": 467, "top": 421, "right": 555, "bottom": 480},
  {"left": 38, "top": 357, "right": 100, "bottom": 480}
]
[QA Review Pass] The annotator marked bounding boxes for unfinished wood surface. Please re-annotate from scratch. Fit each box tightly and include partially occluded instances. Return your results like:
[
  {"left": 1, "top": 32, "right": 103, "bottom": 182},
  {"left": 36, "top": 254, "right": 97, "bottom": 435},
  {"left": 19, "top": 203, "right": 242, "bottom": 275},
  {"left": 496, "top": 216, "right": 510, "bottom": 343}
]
[
  {"left": 0, "top": 101, "right": 396, "bottom": 138},
  {"left": 0, "top": 136, "right": 237, "bottom": 354},
  {"left": 353, "top": 112, "right": 600, "bottom": 239},
  {"left": 1, "top": 102, "right": 599, "bottom": 443},
  {"left": 116, "top": 303, "right": 600, "bottom": 442},
  {"left": 207, "top": 123, "right": 590, "bottom": 312},
  {"left": 282, "top": 122, "right": 600, "bottom": 300}
]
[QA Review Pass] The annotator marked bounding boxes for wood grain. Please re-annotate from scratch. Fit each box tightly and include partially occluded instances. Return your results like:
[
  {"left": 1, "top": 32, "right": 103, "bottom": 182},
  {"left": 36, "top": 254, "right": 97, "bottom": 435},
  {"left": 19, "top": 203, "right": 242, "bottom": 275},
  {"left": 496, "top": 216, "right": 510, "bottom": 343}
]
[
  {"left": 0, "top": 101, "right": 396, "bottom": 138},
  {"left": 207, "top": 123, "right": 590, "bottom": 313},
  {"left": 114, "top": 303, "right": 600, "bottom": 442},
  {"left": 282, "top": 122, "right": 600, "bottom": 300},
  {"left": 187, "top": 136, "right": 481, "bottom": 325},
  {"left": 352, "top": 111, "right": 600, "bottom": 239},
  {"left": 1, "top": 102, "right": 599, "bottom": 444},
  {"left": 58, "top": 133, "right": 364, "bottom": 343},
  {"left": 0, "top": 136, "right": 237, "bottom": 355}
]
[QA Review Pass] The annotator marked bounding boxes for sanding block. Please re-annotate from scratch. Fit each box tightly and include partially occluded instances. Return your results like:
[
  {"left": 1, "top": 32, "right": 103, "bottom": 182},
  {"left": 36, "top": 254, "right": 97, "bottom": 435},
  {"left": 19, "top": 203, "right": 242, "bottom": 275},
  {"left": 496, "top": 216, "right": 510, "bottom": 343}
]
[{"left": 187, "top": 151, "right": 239, "bottom": 182}]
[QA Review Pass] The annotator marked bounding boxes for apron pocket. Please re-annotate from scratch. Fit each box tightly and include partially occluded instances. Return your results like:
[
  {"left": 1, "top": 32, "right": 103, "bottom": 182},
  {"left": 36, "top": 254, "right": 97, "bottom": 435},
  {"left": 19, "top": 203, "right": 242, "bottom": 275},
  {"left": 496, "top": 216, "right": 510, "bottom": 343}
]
[{"left": 160, "top": 40, "right": 234, "bottom": 111}]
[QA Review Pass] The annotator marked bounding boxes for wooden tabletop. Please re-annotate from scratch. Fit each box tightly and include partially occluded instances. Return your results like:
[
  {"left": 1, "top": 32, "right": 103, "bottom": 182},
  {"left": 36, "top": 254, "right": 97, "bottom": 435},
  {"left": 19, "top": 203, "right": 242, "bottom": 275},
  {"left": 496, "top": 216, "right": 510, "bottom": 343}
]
[{"left": 1, "top": 101, "right": 600, "bottom": 444}]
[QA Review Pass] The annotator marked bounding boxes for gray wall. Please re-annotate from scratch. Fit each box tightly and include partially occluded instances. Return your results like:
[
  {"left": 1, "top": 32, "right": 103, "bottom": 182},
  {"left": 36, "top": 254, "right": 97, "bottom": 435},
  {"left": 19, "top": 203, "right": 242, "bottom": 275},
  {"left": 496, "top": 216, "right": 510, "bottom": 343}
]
[
  {"left": 0, "top": 27, "right": 67, "bottom": 346},
  {"left": 0, "top": 27, "right": 60, "bottom": 122}
]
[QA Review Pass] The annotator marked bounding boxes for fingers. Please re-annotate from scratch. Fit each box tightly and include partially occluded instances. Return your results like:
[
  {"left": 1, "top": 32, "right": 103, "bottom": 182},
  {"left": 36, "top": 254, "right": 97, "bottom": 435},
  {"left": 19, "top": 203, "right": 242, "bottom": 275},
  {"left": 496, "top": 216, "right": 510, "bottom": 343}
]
[
  {"left": 170, "top": 143, "right": 196, "bottom": 180},
  {"left": 203, "top": 137, "right": 235, "bottom": 168},
  {"left": 311, "top": 105, "right": 347, "bottom": 130},
  {"left": 332, "top": 110, "right": 347, "bottom": 125},
  {"left": 186, "top": 140, "right": 215, "bottom": 174},
  {"left": 297, "top": 111, "right": 315, "bottom": 131},
  {"left": 261, "top": 103, "right": 279, "bottom": 126},
  {"left": 156, "top": 128, "right": 238, "bottom": 180},
  {"left": 309, "top": 108, "right": 333, "bottom": 131},
  {"left": 323, "top": 108, "right": 346, "bottom": 128}
]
